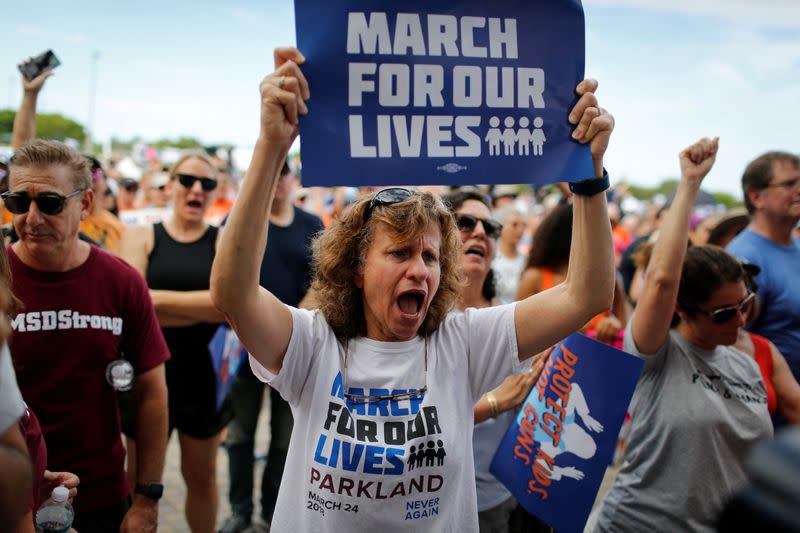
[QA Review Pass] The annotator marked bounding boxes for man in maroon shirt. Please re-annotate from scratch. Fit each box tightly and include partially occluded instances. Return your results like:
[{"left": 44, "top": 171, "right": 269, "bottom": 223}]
[{"left": 6, "top": 140, "right": 170, "bottom": 533}]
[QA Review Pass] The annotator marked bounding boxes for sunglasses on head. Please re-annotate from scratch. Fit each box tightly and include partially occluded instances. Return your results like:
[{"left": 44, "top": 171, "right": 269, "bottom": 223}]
[
  {"left": 176, "top": 173, "right": 218, "bottom": 192},
  {"left": 364, "top": 187, "right": 414, "bottom": 221},
  {"left": 456, "top": 213, "right": 503, "bottom": 239},
  {"left": 2, "top": 189, "right": 83, "bottom": 216},
  {"left": 685, "top": 292, "right": 756, "bottom": 324}
]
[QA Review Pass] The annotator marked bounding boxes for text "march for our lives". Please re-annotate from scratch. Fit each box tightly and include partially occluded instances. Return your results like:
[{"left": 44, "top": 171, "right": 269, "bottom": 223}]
[
  {"left": 346, "top": 13, "right": 542, "bottom": 159},
  {"left": 295, "top": 0, "right": 594, "bottom": 186}
]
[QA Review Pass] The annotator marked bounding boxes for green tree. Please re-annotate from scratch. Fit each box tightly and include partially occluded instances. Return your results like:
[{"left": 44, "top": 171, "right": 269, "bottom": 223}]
[
  {"left": 152, "top": 136, "right": 202, "bottom": 149},
  {"left": 111, "top": 136, "right": 141, "bottom": 153},
  {"left": 627, "top": 184, "right": 658, "bottom": 200},
  {"left": 627, "top": 178, "right": 742, "bottom": 207},
  {"left": 0, "top": 108, "right": 86, "bottom": 143},
  {"left": 0, "top": 110, "right": 15, "bottom": 142},
  {"left": 712, "top": 192, "right": 742, "bottom": 209},
  {"left": 37, "top": 113, "right": 86, "bottom": 142}
]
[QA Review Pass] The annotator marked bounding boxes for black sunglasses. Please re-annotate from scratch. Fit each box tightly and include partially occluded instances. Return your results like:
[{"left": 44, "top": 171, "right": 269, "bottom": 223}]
[
  {"left": 2, "top": 189, "right": 83, "bottom": 216},
  {"left": 684, "top": 292, "right": 756, "bottom": 324},
  {"left": 456, "top": 214, "right": 503, "bottom": 239},
  {"left": 176, "top": 173, "right": 218, "bottom": 192},
  {"left": 364, "top": 187, "right": 414, "bottom": 221}
]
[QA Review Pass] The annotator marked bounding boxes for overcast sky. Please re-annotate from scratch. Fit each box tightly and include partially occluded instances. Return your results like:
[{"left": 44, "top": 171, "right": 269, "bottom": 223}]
[{"left": 1, "top": 0, "right": 798, "bottom": 196}]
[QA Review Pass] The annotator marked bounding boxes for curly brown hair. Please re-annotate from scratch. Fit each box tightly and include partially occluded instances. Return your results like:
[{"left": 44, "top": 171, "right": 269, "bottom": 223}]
[{"left": 311, "top": 190, "right": 463, "bottom": 340}]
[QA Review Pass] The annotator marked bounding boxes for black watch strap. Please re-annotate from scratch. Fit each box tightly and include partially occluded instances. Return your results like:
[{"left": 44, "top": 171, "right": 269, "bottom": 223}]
[
  {"left": 568, "top": 169, "right": 610, "bottom": 197},
  {"left": 134, "top": 482, "right": 164, "bottom": 500}
]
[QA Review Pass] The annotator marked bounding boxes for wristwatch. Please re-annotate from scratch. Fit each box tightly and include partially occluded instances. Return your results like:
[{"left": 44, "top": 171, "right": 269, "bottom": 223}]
[
  {"left": 134, "top": 482, "right": 164, "bottom": 501},
  {"left": 568, "top": 169, "right": 610, "bottom": 197}
]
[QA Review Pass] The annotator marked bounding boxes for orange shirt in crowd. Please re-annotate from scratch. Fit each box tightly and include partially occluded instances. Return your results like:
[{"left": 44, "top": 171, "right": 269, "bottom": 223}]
[
  {"left": 612, "top": 224, "right": 633, "bottom": 261},
  {"left": 205, "top": 198, "right": 234, "bottom": 226},
  {"left": 80, "top": 209, "right": 126, "bottom": 253}
]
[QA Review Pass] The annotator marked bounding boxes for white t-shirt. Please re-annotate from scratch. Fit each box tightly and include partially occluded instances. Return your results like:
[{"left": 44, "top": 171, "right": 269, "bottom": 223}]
[
  {"left": 492, "top": 254, "right": 526, "bottom": 305},
  {"left": 0, "top": 342, "right": 25, "bottom": 434},
  {"left": 250, "top": 303, "right": 526, "bottom": 532}
]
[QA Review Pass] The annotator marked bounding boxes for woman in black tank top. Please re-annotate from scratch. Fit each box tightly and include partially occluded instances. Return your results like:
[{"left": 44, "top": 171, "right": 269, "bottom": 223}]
[{"left": 119, "top": 153, "right": 228, "bottom": 533}]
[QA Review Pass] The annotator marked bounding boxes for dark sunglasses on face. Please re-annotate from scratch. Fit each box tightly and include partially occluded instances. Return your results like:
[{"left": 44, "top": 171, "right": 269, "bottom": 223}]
[
  {"left": 687, "top": 292, "right": 756, "bottom": 324},
  {"left": 456, "top": 213, "right": 503, "bottom": 239},
  {"left": 1, "top": 189, "right": 83, "bottom": 216},
  {"left": 176, "top": 173, "right": 218, "bottom": 192},
  {"left": 363, "top": 187, "right": 414, "bottom": 221}
]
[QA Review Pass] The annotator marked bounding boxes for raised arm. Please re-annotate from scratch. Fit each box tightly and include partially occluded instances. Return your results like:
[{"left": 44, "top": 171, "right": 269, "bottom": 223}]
[
  {"left": 514, "top": 79, "right": 616, "bottom": 359},
  {"left": 210, "top": 48, "right": 310, "bottom": 374},
  {"left": 631, "top": 137, "right": 719, "bottom": 354},
  {"left": 11, "top": 70, "right": 52, "bottom": 149}
]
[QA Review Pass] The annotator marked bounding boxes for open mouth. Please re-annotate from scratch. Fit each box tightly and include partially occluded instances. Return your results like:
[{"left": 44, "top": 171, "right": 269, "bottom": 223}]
[
  {"left": 397, "top": 290, "right": 425, "bottom": 316},
  {"left": 465, "top": 247, "right": 485, "bottom": 257},
  {"left": 187, "top": 200, "right": 203, "bottom": 209}
]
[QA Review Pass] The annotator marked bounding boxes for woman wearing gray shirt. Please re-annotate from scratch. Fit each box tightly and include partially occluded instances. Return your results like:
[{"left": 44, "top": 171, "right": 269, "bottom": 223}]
[{"left": 594, "top": 138, "right": 773, "bottom": 532}]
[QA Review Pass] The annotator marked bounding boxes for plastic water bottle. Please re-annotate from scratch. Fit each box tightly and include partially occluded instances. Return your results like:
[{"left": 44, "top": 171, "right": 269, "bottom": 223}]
[{"left": 35, "top": 486, "right": 73, "bottom": 533}]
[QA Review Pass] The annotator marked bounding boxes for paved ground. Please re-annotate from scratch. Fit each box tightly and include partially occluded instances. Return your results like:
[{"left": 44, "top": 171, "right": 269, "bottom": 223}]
[{"left": 157, "top": 391, "right": 271, "bottom": 533}]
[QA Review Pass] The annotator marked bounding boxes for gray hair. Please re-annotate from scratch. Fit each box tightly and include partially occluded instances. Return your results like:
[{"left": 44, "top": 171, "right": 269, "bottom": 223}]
[{"left": 493, "top": 204, "right": 524, "bottom": 225}]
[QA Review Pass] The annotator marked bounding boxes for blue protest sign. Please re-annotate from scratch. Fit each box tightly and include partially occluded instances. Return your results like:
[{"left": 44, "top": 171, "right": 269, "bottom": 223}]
[
  {"left": 490, "top": 333, "right": 644, "bottom": 533},
  {"left": 209, "top": 325, "right": 248, "bottom": 412},
  {"left": 294, "top": 0, "right": 594, "bottom": 187}
]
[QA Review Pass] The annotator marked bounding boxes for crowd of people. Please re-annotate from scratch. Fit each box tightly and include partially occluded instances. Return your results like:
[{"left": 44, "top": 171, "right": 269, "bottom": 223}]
[{"left": 0, "top": 45, "right": 798, "bottom": 533}]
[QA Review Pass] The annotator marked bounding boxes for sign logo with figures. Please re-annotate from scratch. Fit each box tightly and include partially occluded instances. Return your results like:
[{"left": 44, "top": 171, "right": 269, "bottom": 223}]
[
  {"left": 294, "top": 0, "right": 594, "bottom": 187},
  {"left": 490, "top": 334, "right": 644, "bottom": 533},
  {"left": 485, "top": 116, "right": 546, "bottom": 157}
]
